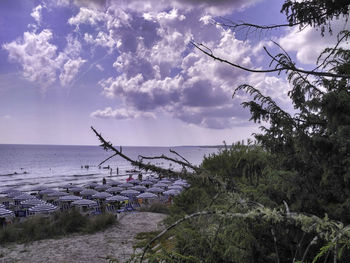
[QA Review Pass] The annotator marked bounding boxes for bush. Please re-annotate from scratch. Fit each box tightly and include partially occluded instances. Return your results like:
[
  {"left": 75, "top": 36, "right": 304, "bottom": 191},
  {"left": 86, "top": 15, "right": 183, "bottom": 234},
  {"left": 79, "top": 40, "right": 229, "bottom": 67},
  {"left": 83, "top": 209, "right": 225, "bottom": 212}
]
[
  {"left": 140, "top": 202, "right": 170, "bottom": 214},
  {"left": 0, "top": 210, "right": 116, "bottom": 244}
]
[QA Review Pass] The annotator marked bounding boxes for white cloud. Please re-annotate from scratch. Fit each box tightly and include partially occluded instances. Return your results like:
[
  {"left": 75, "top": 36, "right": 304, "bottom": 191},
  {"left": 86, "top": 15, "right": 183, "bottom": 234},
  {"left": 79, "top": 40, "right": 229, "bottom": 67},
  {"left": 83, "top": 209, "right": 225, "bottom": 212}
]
[
  {"left": 96, "top": 64, "right": 104, "bottom": 71},
  {"left": 68, "top": 7, "right": 108, "bottom": 27},
  {"left": 31, "top": 5, "right": 44, "bottom": 24},
  {"left": 3, "top": 30, "right": 85, "bottom": 90},
  {"left": 66, "top": 0, "right": 286, "bottom": 129},
  {"left": 3, "top": 29, "right": 59, "bottom": 89},
  {"left": 59, "top": 58, "right": 86, "bottom": 86},
  {"left": 91, "top": 107, "right": 155, "bottom": 119},
  {"left": 279, "top": 18, "right": 349, "bottom": 65}
]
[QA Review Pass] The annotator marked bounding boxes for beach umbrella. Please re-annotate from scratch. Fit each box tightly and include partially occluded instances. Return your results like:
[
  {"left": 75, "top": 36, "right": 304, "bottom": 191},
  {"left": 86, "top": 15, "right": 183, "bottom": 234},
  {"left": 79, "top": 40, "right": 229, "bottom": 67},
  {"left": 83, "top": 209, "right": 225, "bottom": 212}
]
[
  {"left": 119, "top": 183, "right": 133, "bottom": 188},
  {"left": 131, "top": 185, "right": 147, "bottom": 192},
  {"left": 32, "top": 185, "right": 48, "bottom": 191},
  {"left": 6, "top": 191, "right": 23, "bottom": 198},
  {"left": 28, "top": 203, "right": 58, "bottom": 213},
  {"left": 148, "top": 178, "right": 159, "bottom": 183},
  {"left": 84, "top": 182, "right": 99, "bottom": 188},
  {"left": 137, "top": 192, "right": 158, "bottom": 200},
  {"left": 71, "top": 199, "right": 97, "bottom": 207},
  {"left": 163, "top": 190, "right": 180, "bottom": 196},
  {"left": 106, "top": 179, "right": 119, "bottom": 186},
  {"left": 147, "top": 187, "right": 164, "bottom": 194},
  {"left": 0, "top": 208, "right": 14, "bottom": 217},
  {"left": 0, "top": 188, "right": 19, "bottom": 194},
  {"left": 130, "top": 179, "right": 141, "bottom": 185},
  {"left": 94, "top": 185, "right": 110, "bottom": 191},
  {"left": 106, "top": 187, "right": 123, "bottom": 194},
  {"left": 20, "top": 199, "right": 47, "bottom": 208},
  {"left": 106, "top": 195, "right": 128, "bottom": 202},
  {"left": 0, "top": 204, "right": 5, "bottom": 209},
  {"left": 174, "top": 179, "right": 188, "bottom": 185},
  {"left": 153, "top": 183, "right": 168, "bottom": 188},
  {"left": 59, "top": 195, "right": 82, "bottom": 202},
  {"left": 160, "top": 179, "right": 172, "bottom": 184},
  {"left": 69, "top": 186, "right": 84, "bottom": 192},
  {"left": 80, "top": 189, "right": 98, "bottom": 197},
  {"left": 92, "top": 192, "right": 112, "bottom": 199},
  {"left": 47, "top": 191, "right": 69, "bottom": 197},
  {"left": 140, "top": 180, "right": 153, "bottom": 186},
  {"left": 39, "top": 189, "right": 56, "bottom": 195},
  {"left": 59, "top": 183, "right": 75, "bottom": 189},
  {"left": 120, "top": 189, "right": 140, "bottom": 196},
  {"left": 168, "top": 185, "right": 183, "bottom": 191},
  {"left": 13, "top": 193, "right": 37, "bottom": 201}
]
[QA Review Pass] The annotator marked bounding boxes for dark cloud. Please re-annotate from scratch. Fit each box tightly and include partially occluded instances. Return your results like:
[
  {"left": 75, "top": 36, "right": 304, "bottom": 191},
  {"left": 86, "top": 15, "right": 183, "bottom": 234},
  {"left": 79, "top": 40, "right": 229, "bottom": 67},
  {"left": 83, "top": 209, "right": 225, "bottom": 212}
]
[
  {"left": 110, "top": 12, "right": 160, "bottom": 53},
  {"left": 182, "top": 80, "right": 229, "bottom": 107}
]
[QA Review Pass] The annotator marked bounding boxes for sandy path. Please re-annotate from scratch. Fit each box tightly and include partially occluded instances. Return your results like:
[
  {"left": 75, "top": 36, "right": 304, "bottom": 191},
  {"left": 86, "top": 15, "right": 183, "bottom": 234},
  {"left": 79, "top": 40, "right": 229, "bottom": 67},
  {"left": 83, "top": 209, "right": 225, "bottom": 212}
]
[{"left": 0, "top": 212, "right": 167, "bottom": 263}]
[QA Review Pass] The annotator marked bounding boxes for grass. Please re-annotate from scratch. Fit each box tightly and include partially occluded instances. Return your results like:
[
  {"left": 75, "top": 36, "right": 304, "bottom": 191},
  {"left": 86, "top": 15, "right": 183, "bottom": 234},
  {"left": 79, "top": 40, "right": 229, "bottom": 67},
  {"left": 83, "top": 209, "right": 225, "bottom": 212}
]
[
  {"left": 139, "top": 202, "right": 170, "bottom": 214},
  {"left": 0, "top": 209, "right": 116, "bottom": 244}
]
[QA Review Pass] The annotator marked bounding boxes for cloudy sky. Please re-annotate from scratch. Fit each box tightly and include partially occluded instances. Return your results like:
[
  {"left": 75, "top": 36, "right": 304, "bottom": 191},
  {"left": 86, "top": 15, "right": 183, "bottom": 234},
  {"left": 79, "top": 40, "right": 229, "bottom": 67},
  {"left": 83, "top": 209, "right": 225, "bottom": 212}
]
[{"left": 0, "top": 0, "right": 344, "bottom": 146}]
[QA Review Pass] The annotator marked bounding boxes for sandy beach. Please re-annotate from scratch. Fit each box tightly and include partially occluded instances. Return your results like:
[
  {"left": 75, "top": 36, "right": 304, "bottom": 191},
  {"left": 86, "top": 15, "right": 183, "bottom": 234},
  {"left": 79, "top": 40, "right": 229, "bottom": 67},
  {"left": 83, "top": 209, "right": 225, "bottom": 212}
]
[{"left": 0, "top": 212, "right": 167, "bottom": 263}]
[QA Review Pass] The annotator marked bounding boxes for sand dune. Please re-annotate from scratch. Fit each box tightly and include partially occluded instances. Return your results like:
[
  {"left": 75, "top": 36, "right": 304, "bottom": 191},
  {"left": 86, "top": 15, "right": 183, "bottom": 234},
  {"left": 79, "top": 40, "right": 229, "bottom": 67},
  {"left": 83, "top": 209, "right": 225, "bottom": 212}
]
[{"left": 0, "top": 212, "right": 167, "bottom": 263}]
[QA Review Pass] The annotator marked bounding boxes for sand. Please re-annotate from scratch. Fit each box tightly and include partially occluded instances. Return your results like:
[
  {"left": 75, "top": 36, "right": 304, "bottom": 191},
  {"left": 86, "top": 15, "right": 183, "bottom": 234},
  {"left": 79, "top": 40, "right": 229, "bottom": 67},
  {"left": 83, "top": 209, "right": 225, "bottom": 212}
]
[{"left": 0, "top": 212, "right": 167, "bottom": 263}]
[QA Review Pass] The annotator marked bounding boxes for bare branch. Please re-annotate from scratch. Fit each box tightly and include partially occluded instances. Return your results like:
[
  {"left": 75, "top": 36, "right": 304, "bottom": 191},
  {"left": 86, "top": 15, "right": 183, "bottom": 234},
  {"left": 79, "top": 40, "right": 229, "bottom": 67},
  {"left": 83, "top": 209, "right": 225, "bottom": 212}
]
[
  {"left": 98, "top": 153, "right": 118, "bottom": 167},
  {"left": 138, "top": 153, "right": 200, "bottom": 173},
  {"left": 91, "top": 126, "right": 183, "bottom": 177},
  {"left": 301, "top": 236, "right": 318, "bottom": 263},
  {"left": 271, "top": 228, "right": 280, "bottom": 263},
  {"left": 169, "top": 149, "right": 192, "bottom": 166},
  {"left": 192, "top": 42, "right": 350, "bottom": 79}
]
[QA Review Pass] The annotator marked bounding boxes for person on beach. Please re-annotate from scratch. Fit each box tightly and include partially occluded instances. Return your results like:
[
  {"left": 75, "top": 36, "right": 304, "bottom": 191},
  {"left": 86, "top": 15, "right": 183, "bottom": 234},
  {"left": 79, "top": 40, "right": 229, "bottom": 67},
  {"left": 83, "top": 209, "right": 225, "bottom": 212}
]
[
  {"left": 102, "top": 177, "right": 106, "bottom": 185},
  {"left": 138, "top": 173, "right": 143, "bottom": 181},
  {"left": 126, "top": 174, "right": 133, "bottom": 182}
]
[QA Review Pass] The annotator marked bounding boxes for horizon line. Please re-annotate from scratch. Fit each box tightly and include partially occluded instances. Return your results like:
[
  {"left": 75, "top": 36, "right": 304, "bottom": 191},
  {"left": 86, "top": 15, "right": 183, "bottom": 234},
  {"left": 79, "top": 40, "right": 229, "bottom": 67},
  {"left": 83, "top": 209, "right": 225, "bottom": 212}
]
[{"left": 0, "top": 142, "right": 224, "bottom": 148}]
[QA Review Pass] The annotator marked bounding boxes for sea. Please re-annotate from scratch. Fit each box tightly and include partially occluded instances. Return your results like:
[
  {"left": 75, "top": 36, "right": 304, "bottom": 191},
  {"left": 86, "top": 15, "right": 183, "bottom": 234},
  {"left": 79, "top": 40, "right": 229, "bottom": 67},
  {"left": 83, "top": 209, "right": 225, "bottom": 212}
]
[{"left": 0, "top": 144, "right": 220, "bottom": 192}]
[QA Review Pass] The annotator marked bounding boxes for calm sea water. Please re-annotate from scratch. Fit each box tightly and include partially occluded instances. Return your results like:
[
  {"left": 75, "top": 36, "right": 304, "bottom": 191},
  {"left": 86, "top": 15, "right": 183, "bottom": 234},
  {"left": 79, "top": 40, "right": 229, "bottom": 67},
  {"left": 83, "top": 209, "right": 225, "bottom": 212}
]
[{"left": 0, "top": 144, "right": 219, "bottom": 192}]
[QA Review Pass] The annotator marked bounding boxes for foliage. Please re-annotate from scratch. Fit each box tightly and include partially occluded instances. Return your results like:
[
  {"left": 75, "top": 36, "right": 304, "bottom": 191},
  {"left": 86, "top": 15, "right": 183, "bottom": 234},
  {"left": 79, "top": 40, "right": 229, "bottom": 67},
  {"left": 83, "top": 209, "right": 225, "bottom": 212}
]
[
  {"left": 0, "top": 209, "right": 116, "bottom": 244},
  {"left": 139, "top": 202, "right": 171, "bottom": 214}
]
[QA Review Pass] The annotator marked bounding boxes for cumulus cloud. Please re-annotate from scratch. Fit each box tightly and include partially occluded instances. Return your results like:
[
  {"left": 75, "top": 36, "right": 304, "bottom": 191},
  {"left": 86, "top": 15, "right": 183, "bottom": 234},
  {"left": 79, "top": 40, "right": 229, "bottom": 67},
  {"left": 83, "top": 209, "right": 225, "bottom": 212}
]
[
  {"left": 64, "top": 0, "right": 287, "bottom": 129},
  {"left": 90, "top": 107, "right": 155, "bottom": 119},
  {"left": 279, "top": 18, "right": 349, "bottom": 65},
  {"left": 3, "top": 29, "right": 59, "bottom": 89},
  {"left": 59, "top": 58, "right": 86, "bottom": 86},
  {"left": 70, "top": 0, "right": 278, "bottom": 129},
  {"left": 3, "top": 30, "right": 86, "bottom": 89},
  {"left": 31, "top": 4, "right": 44, "bottom": 24}
]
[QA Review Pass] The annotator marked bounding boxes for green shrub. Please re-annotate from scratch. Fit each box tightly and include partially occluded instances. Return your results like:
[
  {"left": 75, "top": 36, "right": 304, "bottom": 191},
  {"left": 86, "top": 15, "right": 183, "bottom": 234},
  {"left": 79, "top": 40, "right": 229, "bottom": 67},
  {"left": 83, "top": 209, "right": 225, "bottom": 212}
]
[
  {"left": 140, "top": 202, "right": 170, "bottom": 214},
  {"left": 0, "top": 210, "right": 116, "bottom": 244}
]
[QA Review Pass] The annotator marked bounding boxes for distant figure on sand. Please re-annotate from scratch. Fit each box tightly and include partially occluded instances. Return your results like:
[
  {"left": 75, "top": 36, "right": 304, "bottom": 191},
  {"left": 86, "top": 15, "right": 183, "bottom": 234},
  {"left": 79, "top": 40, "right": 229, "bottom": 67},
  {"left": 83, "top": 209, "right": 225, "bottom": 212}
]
[
  {"left": 126, "top": 174, "right": 133, "bottom": 182},
  {"left": 102, "top": 177, "right": 106, "bottom": 185},
  {"left": 138, "top": 173, "right": 143, "bottom": 181}
]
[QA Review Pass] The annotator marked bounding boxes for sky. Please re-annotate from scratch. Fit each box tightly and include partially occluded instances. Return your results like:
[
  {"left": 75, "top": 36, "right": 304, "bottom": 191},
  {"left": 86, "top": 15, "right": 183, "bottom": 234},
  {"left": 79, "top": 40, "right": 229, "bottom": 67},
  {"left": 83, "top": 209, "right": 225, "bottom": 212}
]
[{"left": 0, "top": 0, "right": 346, "bottom": 146}]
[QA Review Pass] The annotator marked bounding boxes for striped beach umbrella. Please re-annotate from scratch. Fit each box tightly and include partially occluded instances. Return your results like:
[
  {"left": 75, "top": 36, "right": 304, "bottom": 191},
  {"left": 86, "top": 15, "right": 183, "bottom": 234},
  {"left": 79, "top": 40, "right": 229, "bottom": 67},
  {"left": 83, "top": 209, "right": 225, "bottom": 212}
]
[
  {"left": 59, "top": 195, "right": 82, "bottom": 202},
  {"left": 28, "top": 204, "right": 58, "bottom": 214},
  {"left": 106, "top": 195, "right": 128, "bottom": 202},
  {"left": 136, "top": 192, "right": 158, "bottom": 200},
  {"left": 71, "top": 199, "right": 98, "bottom": 207},
  {"left": 13, "top": 193, "right": 37, "bottom": 201},
  {"left": 120, "top": 189, "right": 140, "bottom": 196},
  {"left": 92, "top": 192, "right": 112, "bottom": 199},
  {"left": 147, "top": 187, "right": 164, "bottom": 194}
]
